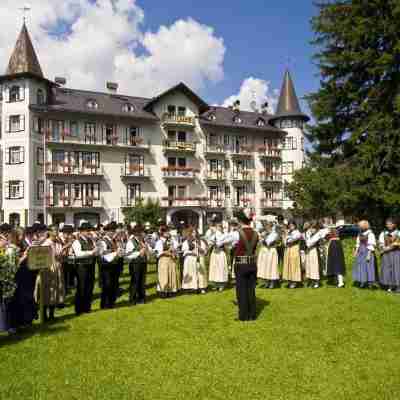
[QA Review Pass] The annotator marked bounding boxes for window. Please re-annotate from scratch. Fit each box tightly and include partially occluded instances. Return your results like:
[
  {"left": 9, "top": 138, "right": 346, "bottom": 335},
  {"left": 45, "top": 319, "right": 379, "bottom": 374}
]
[
  {"left": 9, "top": 85, "right": 24, "bottom": 102},
  {"left": 224, "top": 135, "right": 230, "bottom": 146},
  {"left": 283, "top": 182, "right": 291, "bottom": 200},
  {"left": 85, "top": 123, "right": 97, "bottom": 143},
  {"left": 168, "top": 130, "right": 176, "bottom": 141},
  {"left": 70, "top": 121, "right": 79, "bottom": 137},
  {"left": 167, "top": 105, "right": 176, "bottom": 115},
  {"left": 177, "top": 186, "right": 186, "bottom": 198},
  {"left": 208, "top": 113, "right": 216, "bottom": 121},
  {"left": 82, "top": 152, "right": 100, "bottom": 168},
  {"left": 86, "top": 99, "right": 98, "bottom": 109},
  {"left": 53, "top": 150, "right": 65, "bottom": 165},
  {"left": 105, "top": 125, "right": 115, "bottom": 145},
  {"left": 37, "top": 148, "right": 44, "bottom": 165},
  {"left": 127, "top": 154, "right": 144, "bottom": 175},
  {"left": 122, "top": 103, "right": 135, "bottom": 112},
  {"left": 6, "top": 181, "right": 24, "bottom": 199},
  {"left": 208, "top": 134, "right": 219, "bottom": 146},
  {"left": 257, "top": 118, "right": 265, "bottom": 126},
  {"left": 178, "top": 106, "right": 186, "bottom": 116},
  {"left": 6, "top": 146, "right": 24, "bottom": 164},
  {"left": 233, "top": 115, "right": 242, "bottom": 123},
  {"left": 33, "top": 117, "right": 44, "bottom": 134},
  {"left": 177, "top": 131, "right": 186, "bottom": 142},
  {"left": 127, "top": 126, "right": 141, "bottom": 145},
  {"left": 37, "top": 180, "right": 44, "bottom": 200},
  {"left": 168, "top": 157, "right": 186, "bottom": 168},
  {"left": 8, "top": 115, "right": 25, "bottom": 132},
  {"left": 225, "top": 185, "right": 231, "bottom": 199},
  {"left": 282, "top": 137, "right": 297, "bottom": 150},
  {"left": 37, "top": 89, "right": 45, "bottom": 105},
  {"left": 128, "top": 183, "right": 141, "bottom": 201}
]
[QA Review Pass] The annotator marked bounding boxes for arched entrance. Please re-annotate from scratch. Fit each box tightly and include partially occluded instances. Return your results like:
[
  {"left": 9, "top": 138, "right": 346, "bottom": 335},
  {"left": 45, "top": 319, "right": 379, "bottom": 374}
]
[{"left": 170, "top": 209, "right": 201, "bottom": 230}]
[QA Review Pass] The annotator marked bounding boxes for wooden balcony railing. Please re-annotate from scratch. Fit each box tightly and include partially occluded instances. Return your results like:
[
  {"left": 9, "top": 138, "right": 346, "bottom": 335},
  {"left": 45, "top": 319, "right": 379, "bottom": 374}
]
[
  {"left": 260, "top": 199, "right": 283, "bottom": 209},
  {"left": 259, "top": 172, "right": 282, "bottom": 183},
  {"left": 204, "top": 144, "right": 229, "bottom": 155},
  {"left": 161, "top": 197, "right": 207, "bottom": 207},
  {"left": 162, "top": 167, "right": 199, "bottom": 179},
  {"left": 46, "top": 196, "right": 104, "bottom": 208},
  {"left": 120, "top": 166, "right": 151, "bottom": 178},
  {"left": 204, "top": 170, "right": 226, "bottom": 180},
  {"left": 162, "top": 140, "right": 196, "bottom": 152},
  {"left": 162, "top": 114, "right": 195, "bottom": 127},
  {"left": 231, "top": 171, "right": 255, "bottom": 181},
  {"left": 45, "top": 163, "right": 104, "bottom": 176},
  {"left": 230, "top": 145, "right": 254, "bottom": 156},
  {"left": 257, "top": 147, "right": 282, "bottom": 158},
  {"left": 206, "top": 198, "right": 229, "bottom": 208}
]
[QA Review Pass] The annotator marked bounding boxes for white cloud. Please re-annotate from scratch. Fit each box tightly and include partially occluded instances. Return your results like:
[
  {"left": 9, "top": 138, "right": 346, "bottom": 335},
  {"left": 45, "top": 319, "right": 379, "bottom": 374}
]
[
  {"left": 222, "top": 77, "right": 278, "bottom": 113},
  {"left": 0, "top": 0, "right": 225, "bottom": 97}
]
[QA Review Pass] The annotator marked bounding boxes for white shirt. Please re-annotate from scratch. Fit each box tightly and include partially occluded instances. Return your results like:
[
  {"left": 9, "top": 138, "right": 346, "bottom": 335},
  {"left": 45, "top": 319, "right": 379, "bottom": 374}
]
[
  {"left": 285, "top": 229, "right": 302, "bottom": 245},
  {"left": 378, "top": 230, "right": 399, "bottom": 248},
  {"left": 265, "top": 231, "right": 279, "bottom": 247},
  {"left": 97, "top": 235, "right": 118, "bottom": 263},
  {"left": 305, "top": 230, "right": 321, "bottom": 248},
  {"left": 356, "top": 229, "right": 376, "bottom": 251},
  {"left": 124, "top": 235, "right": 142, "bottom": 261},
  {"left": 71, "top": 236, "right": 94, "bottom": 259}
]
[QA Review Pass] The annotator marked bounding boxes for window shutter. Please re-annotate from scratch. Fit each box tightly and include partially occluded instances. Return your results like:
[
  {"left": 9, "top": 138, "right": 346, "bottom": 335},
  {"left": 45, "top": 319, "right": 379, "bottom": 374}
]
[
  {"left": 19, "top": 85, "right": 25, "bottom": 101},
  {"left": 5, "top": 148, "right": 10, "bottom": 164},
  {"left": 21, "top": 115, "right": 25, "bottom": 131},
  {"left": 20, "top": 181, "right": 24, "bottom": 198},
  {"left": 4, "top": 182, "right": 9, "bottom": 199},
  {"left": 21, "top": 147, "right": 25, "bottom": 163},
  {"left": 94, "top": 184, "right": 99, "bottom": 200},
  {"left": 6, "top": 117, "right": 10, "bottom": 132},
  {"left": 4, "top": 86, "right": 9, "bottom": 102}
]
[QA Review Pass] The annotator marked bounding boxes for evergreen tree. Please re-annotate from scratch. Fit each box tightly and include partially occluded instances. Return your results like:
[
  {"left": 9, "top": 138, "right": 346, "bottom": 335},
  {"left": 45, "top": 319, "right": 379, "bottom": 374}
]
[{"left": 290, "top": 0, "right": 400, "bottom": 226}]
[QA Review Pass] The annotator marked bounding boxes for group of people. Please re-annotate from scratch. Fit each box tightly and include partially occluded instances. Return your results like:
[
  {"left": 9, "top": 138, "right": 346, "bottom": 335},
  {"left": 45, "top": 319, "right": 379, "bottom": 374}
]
[{"left": 1, "top": 213, "right": 399, "bottom": 334}]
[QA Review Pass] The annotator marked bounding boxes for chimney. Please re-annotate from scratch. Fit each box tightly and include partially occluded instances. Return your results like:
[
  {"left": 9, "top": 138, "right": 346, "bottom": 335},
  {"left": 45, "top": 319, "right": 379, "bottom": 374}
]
[
  {"left": 55, "top": 77, "right": 67, "bottom": 86},
  {"left": 107, "top": 82, "right": 118, "bottom": 94}
]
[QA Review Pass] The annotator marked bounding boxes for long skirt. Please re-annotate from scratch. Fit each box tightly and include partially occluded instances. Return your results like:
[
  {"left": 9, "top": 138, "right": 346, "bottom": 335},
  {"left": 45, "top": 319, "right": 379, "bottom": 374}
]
[
  {"left": 305, "top": 247, "right": 320, "bottom": 280},
  {"left": 182, "top": 255, "right": 208, "bottom": 290},
  {"left": 282, "top": 244, "right": 302, "bottom": 282},
  {"left": 257, "top": 247, "right": 279, "bottom": 280},
  {"left": 352, "top": 244, "right": 377, "bottom": 284},
  {"left": 209, "top": 248, "right": 228, "bottom": 283},
  {"left": 326, "top": 239, "right": 346, "bottom": 276},
  {"left": 157, "top": 256, "right": 179, "bottom": 293},
  {"left": 34, "top": 263, "right": 65, "bottom": 306},
  {"left": 380, "top": 250, "right": 400, "bottom": 287}
]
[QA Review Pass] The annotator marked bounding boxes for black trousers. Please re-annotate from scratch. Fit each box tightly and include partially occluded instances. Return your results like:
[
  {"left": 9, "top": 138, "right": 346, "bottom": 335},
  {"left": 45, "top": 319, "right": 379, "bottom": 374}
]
[
  {"left": 235, "top": 263, "right": 257, "bottom": 321},
  {"left": 75, "top": 262, "right": 95, "bottom": 314},
  {"left": 129, "top": 261, "right": 147, "bottom": 303},
  {"left": 100, "top": 263, "right": 119, "bottom": 308}
]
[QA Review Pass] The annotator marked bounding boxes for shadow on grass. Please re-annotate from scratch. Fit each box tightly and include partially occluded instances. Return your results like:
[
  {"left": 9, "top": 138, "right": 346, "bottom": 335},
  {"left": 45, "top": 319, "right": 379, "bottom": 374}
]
[
  {"left": 255, "top": 298, "right": 270, "bottom": 319},
  {"left": 0, "top": 323, "right": 70, "bottom": 348}
]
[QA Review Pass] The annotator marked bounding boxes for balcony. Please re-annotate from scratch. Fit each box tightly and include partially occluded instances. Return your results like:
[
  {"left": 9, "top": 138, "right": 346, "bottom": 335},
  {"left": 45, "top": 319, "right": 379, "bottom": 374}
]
[
  {"left": 206, "top": 198, "right": 229, "bottom": 209},
  {"left": 120, "top": 166, "right": 151, "bottom": 180},
  {"left": 161, "top": 114, "right": 196, "bottom": 128},
  {"left": 231, "top": 170, "right": 255, "bottom": 183},
  {"left": 121, "top": 197, "right": 145, "bottom": 207},
  {"left": 204, "top": 144, "right": 228, "bottom": 157},
  {"left": 231, "top": 199, "right": 255, "bottom": 210},
  {"left": 230, "top": 145, "right": 254, "bottom": 158},
  {"left": 257, "top": 146, "right": 282, "bottom": 159},
  {"left": 162, "top": 140, "right": 196, "bottom": 154},
  {"left": 204, "top": 170, "right": 227, "bottom": 181},
  {"left": 259, "top": 172, "right": 283, "bottom": 185},
  {"left": 45, "top": 162, "right": 104, "bottom": 177},
  {"left": 161, "top": 197, "right": 207, "bottom": 208},
  {"left": 46, "top": 196, "right": 105, "bottom": 209},
  {"left": 44, "top": 131, "right": 150, "bottom": 151},
  {"left": 162, "top": 167, "right": 199, "bottom": 180},
  {"left": 260, "top": 199, "right": 283, "bottom": 209}
]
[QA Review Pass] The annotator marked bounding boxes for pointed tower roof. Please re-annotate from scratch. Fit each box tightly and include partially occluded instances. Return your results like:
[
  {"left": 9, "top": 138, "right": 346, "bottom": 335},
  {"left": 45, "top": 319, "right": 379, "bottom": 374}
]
[
  {"left": 271, "top": 69, "right": 309, "bottom": 122},
  {"left": 6, "top": 23, "right": 43, "bottom": 78}
]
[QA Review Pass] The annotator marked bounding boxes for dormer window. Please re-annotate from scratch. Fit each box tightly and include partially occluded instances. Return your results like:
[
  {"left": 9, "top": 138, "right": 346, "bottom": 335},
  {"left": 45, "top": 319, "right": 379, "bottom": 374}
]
[
  {"left": 86, "top": 99, "right": 98, "bottom": 109},
  {"left": 257, "top": 118, "right": 265, "bottom": 126},
  {"left": 122, "top": 103, "right": 135, "bottom": 112},
  {"left": 37, "top": 89, "right": 45, "bottom": 105},
  {"left": 208, "top": 113, "right": 216, "bottom": 121},
  {"left": 233, "top": 115, "right": 242, "bottom": 124}
]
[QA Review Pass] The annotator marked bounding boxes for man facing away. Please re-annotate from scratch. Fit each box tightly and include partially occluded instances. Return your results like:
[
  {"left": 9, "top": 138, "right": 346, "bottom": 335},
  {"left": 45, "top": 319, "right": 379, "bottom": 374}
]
[{"left": 218, "top": 209, "right": 259, "bottom": 321}]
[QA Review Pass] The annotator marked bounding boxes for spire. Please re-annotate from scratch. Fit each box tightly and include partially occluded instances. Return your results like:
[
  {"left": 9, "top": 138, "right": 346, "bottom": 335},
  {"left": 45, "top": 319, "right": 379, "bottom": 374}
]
[
  {"left": 274, "top": 69, "right": 309, "bottom": 121},
  {"left": 6, "top": 23, "right": 44, "bottom": 78}
]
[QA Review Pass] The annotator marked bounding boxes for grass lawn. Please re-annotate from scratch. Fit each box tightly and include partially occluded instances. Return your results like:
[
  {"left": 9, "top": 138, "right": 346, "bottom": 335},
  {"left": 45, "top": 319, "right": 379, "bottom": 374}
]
[{"left": 1, "top": 239, "right": 400, "bottom": 400}]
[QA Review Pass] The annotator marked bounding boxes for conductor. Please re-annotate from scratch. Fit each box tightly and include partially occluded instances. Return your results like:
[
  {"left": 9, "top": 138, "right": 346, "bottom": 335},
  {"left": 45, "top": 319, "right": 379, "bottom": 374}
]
[{"left": 218, "top": 209, "right": 259, "bottom": 321}]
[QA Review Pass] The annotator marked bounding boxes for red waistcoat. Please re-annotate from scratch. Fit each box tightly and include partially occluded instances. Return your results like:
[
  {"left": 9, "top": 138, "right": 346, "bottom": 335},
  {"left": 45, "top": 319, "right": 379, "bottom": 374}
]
[{"left": 234, "top": 227, "right": 258, "bottom": 257}]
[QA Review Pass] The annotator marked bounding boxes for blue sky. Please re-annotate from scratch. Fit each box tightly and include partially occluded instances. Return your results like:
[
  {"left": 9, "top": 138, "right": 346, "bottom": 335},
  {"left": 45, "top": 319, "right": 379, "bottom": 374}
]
[{"left": 139, "top": 0, "right": 319, "bottom": 111}]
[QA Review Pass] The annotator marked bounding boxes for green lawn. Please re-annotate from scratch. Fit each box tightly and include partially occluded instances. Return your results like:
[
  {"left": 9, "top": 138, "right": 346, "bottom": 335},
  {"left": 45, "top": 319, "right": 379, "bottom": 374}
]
[{"left": 1, "top": 239, "right": 400, "bottom": 400}]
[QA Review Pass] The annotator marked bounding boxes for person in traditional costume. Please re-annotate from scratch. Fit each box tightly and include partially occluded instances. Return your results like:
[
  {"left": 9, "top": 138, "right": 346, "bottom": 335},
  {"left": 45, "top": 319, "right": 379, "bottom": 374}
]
[
  {"left": 181, "top": 227, "right": 208, "bottom": 293},
  {"left": 282, "top": 221, "right": 303, "bottom": 289},
  {"left": 155, "top": 227, "right": 180, "bottom": 298},
  {"left": 325, "top": 225, "right": 346, "bottom": 287},
  {"left": 59, "top": 225, "right": 76, "bottom": 296},
  {"left": 125, "top": 224, "right": 149, "bottom": 304},
  {"left": 257, "top": 222, "right": 280, "bottom": 289},
  {"left": 97, "top": 222, "right": 123, "bottom": 309},
  {"left": 218, "top": 209, "right": 259, "bottom": 321},
  {"left": 304, "top": 222, "right": 322, "bottom": 288},
  {"left": 228, "top": 219, "right": 240, "bottom": 280},
  {"left": 353, "top": 220, "right": 377, "bottom": 289},
  {"left": 206, "top": 222, "right": 228, "bottom": 291},
  {"left": 0, "top": 225, "right": 19, "bottom": 335},
  {"left": 34, "top": 226, "right": 65, "bottom": 321},
  {"left": 71, "top": 221, "right": 98, "bottom": 314},
  {"left": 379, "top": 218, "right": 400, "bottom": 293}
]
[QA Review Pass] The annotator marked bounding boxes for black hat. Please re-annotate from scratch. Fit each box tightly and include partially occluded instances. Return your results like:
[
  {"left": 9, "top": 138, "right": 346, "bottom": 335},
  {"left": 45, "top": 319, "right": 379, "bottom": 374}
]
[
  {"left": 234, "top": 209, "right": 251, "bottom": 225},
  {"left": 78, "top": 222, "right": 93, "bottom": 231},
  {"left": 0, "top": 223, "right": 12, "bottom": 233},
  {"left": 25, "top": 226, "right": 35, "bottom": 235},
  {"left": 61, "top": 225, "right": 74, "bottom": 234},
  {"left": 105, "top": 221, "right": 118, "bottom": 232},
  {"left": 32, "top": 223, "right": 47, "bottom": 233}
]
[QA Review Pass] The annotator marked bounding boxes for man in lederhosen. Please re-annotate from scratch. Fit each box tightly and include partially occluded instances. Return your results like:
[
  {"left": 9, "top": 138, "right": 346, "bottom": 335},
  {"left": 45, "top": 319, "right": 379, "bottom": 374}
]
[
  {"left": 125, "top": 224, "right": 148, "bottom": 305},
  {"left": 218, "top": 209, "right": 259, "bottom": 321},
  {"left": 71, "top": 221, "right": 97, "bottom": 315}
]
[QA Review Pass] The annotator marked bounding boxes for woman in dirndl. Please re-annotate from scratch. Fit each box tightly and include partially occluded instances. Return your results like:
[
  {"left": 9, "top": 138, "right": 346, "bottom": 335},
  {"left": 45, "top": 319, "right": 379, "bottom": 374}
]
[
  {"left": 207, "top": 224, "right": 228, "bottom": 291},
  {"left": 353, "top": 220, "right": 378, "bottom": 289},
  {"left": 257, "top": 223, "right": 280, "bottom": 289},
  {"left": 304, "top": 222, "right": 322, "bottom": 288},
  {"left": 282, "top": 221, "right": 303, "bottom": 289},
  {"left": 379, "top": 218, "right": 400, "bottom": 293}
]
